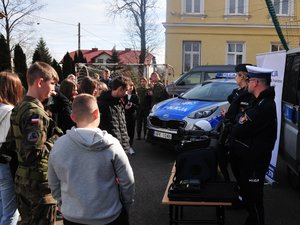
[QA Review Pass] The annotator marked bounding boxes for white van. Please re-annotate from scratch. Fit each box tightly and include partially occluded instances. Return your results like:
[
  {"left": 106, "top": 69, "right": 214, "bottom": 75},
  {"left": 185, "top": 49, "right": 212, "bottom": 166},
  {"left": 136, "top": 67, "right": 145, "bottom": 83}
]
[{"left": 281, "top": 47, "right": 300, "bottom": 189}]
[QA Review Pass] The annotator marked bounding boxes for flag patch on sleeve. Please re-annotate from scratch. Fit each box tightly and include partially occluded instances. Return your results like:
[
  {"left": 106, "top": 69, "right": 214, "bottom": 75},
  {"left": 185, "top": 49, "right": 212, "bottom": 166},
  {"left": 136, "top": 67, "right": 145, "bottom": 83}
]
[{"left": 31, "top": 118, "right": 40, "bottom": 124}]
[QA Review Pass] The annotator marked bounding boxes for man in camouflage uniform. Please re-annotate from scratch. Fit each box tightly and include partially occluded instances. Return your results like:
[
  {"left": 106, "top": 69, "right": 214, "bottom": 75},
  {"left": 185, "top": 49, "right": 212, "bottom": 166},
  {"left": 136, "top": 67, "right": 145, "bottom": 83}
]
[
  {"left": 149, "top": 72, "right": 169, "bottom": 107},
  {"left": 9, "top": 62, "right": 63, "bottom": 225}
]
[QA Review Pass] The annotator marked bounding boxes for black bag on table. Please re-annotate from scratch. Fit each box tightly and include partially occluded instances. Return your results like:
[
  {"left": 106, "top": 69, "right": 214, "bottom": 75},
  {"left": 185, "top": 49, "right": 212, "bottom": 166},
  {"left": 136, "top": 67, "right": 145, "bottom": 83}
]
[{"left": 171, "top": 146, "right": 217, "bottom": 194}]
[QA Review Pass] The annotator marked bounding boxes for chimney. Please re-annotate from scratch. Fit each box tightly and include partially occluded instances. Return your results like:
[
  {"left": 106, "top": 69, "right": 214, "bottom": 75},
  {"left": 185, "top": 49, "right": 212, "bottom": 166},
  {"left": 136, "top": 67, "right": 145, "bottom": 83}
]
[
  {"left": 91, "top": 48, "right": 98, "bottom": 51},
  {"left": 125, "top": 48, "right": 131, "bottom": 52}
]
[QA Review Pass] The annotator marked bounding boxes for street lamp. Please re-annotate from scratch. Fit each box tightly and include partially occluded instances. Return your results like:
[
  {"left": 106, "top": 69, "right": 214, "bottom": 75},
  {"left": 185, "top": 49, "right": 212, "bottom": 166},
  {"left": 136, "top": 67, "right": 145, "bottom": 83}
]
[{"left": 0, "top": 11, "right": 5, "bottom": 19}]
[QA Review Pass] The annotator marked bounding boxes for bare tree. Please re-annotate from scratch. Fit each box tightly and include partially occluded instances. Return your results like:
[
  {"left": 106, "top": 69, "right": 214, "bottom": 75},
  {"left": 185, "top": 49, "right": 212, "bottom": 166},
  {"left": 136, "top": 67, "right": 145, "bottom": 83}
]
[
  {"left": 107, "top": 0, "right": 161, "bottom": 77},
  {"left": 0, "top": 0, "right": 45, "bottom": 63}
]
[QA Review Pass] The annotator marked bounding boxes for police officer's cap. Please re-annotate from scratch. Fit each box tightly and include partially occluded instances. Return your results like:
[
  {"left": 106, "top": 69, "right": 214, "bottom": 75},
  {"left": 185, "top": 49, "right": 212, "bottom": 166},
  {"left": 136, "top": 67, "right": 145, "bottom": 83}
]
[
  {"left": 246, "top": 65, "right": 273, "bottom": 79},
  {"left": 235, "top": 63, "right": 252, "bottom": 73}
]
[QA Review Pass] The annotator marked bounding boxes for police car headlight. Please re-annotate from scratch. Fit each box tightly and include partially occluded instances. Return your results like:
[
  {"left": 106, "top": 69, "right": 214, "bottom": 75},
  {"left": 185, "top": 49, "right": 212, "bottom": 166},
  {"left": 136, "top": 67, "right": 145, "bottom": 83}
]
[
  {"left": 187, "top": 107, "right": 218, "bottom": 119},
  {"left": 150, "top": 104, "right": 157, "bottom": 113}
]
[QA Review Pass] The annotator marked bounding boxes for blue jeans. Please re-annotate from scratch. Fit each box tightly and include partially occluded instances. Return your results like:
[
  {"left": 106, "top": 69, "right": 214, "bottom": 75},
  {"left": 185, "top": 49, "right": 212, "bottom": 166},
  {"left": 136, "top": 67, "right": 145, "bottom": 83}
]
[{"left": 0, "top": 163, "right": 19, "bottom": 225}]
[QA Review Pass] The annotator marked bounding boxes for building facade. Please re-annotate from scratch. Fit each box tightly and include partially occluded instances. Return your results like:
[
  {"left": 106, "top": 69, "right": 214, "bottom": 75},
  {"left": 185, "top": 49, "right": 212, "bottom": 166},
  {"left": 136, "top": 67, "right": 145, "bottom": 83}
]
[{"left": 164, "top": 0, "right": 300, "bottom": 78}]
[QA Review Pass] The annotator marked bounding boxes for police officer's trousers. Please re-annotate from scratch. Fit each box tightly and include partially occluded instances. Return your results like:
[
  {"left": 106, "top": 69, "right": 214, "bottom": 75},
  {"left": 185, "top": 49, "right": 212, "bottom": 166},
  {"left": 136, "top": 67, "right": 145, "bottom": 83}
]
[{"left": 239, "top": 163, "right": 269, "bottom": 225}]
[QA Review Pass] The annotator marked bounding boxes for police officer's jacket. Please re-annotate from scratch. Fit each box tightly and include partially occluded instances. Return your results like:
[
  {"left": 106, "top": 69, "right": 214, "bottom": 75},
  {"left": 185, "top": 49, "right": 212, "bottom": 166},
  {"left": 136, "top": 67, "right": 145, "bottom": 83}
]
[
  {"left": 230, "top": 87, "right": 277, "bottom": 166},
  {"left": 225, "top": 87, "right": 253, "bottom": 124}
]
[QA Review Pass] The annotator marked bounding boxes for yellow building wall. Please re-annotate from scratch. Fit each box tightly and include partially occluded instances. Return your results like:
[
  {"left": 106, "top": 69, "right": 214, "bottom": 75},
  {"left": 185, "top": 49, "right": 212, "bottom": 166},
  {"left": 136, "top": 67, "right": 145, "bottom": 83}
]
[{"left": 165, "top": 0, "right": 300, "bottom": 79}]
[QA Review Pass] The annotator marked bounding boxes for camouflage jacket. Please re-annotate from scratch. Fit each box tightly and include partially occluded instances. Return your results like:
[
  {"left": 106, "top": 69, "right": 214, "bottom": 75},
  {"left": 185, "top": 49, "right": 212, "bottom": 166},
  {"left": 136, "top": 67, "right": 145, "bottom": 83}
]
[{"left": 10, "top": 96, "right": 62, "bottom": 182}]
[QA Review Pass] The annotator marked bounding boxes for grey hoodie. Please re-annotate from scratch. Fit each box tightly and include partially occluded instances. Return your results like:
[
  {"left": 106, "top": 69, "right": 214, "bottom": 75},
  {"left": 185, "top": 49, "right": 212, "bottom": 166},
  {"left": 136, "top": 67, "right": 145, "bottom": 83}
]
[{"left": 48, "top": 127, "right": 135, "bottom": 225}]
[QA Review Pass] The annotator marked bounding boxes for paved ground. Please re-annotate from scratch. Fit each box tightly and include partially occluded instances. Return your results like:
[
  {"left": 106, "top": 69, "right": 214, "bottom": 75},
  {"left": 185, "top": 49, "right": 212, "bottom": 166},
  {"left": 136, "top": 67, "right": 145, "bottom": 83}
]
[{"left": 52, "top": 138, "right": 300, "bottom": 225}]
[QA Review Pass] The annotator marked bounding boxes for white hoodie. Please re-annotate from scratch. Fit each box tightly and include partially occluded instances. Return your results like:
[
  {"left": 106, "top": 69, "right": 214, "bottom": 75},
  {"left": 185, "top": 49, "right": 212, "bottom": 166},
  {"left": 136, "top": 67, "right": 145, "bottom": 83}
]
[
  {"left": 0, "top": 103, "right": 13, "bottom": 146},
  {"left": 48, "top": 127, "right": 135, "bottom": 225}
]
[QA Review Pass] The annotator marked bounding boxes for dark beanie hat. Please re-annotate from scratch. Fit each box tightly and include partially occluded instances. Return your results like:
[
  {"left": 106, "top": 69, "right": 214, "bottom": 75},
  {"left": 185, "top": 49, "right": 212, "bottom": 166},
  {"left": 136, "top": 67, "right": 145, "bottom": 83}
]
[{"left": 235, "top": 63, "right": 253, "bottom": 72}]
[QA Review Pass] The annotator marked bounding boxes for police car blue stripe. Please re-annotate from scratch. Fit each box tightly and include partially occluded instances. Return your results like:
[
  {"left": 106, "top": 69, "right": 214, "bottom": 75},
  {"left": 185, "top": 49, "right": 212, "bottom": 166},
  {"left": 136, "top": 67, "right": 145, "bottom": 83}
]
[
  {"left": 152, "top": 98, "right": 217, "bottom": 120},
  {"left": 282, "top": 103, "right": 298, "bottom": 123}
]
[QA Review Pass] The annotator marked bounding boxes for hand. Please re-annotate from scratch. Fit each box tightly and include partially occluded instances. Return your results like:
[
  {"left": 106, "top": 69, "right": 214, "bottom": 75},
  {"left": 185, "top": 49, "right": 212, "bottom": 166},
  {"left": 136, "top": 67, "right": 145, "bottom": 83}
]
[
  {"left": 125, "top": 102, "right": 132, "bottom": 109},
  {"left": 220, "top": 108, "right": 226, "bottom": 117}
]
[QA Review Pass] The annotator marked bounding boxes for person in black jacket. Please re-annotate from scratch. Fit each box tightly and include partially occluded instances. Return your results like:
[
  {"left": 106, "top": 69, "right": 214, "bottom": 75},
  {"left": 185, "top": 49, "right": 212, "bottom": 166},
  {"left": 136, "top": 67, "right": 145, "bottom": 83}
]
[
  {"left": 122, "top": 81, "right": 139, "bottom": 155},
  {"left": 230, "top": 65, "right": 277, "bottom": 225},
  {"left": 48, "top": 79, "right": 78, "bottom": 133},
  {"left": 136, "top": 78, "right": 152, "bottom": 140},
  {"left": 97, "top": 76, "right": 130, "bottom": 153},
  {"left": 219, "top": 64, "right": 254, "bottom": 182}
]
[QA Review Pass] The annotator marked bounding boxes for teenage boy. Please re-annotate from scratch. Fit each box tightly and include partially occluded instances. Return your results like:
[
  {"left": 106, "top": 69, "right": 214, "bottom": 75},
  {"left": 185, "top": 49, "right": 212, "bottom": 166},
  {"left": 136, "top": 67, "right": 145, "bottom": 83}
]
[
  {"left": 97, "top": 76, "right": 130, "bottom": 153},
  {"left": 48, "top": 94, "right": 135, "bottom": 225},
  {"left": 10, "top": 62, "right": 62, "bottom": 225}
]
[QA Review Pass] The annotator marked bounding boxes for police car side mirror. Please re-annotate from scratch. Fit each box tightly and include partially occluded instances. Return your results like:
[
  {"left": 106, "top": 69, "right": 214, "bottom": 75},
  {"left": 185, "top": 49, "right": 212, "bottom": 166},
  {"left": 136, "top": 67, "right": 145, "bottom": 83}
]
[{"left": 178, "top": 80, "right": 185, "bottom": 86}]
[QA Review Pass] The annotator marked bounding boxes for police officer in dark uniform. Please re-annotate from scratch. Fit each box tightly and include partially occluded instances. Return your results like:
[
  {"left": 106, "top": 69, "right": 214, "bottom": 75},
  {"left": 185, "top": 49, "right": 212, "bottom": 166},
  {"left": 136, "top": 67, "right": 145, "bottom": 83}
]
[
  {"left": 219, "top": 64, "right": 254, "bottom": 182},
  {"left": 230, "top": 65, "right": 277, "bottom": 225}
]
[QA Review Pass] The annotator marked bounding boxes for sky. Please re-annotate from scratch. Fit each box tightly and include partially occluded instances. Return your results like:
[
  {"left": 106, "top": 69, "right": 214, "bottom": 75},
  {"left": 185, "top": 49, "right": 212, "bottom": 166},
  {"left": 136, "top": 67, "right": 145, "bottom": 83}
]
[{"left": 33, "top": 0, "right": 166, "bottom": 63}]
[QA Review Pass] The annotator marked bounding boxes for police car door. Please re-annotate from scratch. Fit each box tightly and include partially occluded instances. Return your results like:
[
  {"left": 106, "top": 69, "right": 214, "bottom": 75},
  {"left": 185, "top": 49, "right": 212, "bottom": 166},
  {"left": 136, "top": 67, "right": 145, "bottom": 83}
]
[{"left": 281, "top": 51, "right": 300, "bottom": 172}]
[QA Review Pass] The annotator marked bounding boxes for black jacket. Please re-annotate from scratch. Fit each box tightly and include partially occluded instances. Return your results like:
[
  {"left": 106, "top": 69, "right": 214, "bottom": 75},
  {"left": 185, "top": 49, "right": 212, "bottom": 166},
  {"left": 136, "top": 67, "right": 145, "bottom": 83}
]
[
  {"left": 225, "top": 87, "right": 253, "bottom": 123},
  {"left": 48, "top": 91, "right": 75, "bottom": 133},
  {"left": 231, "top": 87, "right": 277, "bottom": 166},
  {"left": 97, "top": 91, "right": 130, "bottom": 151},
  {"left": 123, "top": 94, "right": 139, "bottom": 120}
]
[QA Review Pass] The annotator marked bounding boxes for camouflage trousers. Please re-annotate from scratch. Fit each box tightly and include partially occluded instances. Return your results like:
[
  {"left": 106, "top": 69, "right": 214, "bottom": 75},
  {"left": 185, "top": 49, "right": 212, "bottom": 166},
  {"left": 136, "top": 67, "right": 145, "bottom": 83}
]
[{"left": 15, "top": 175, "right": 57, "bottom": 225}]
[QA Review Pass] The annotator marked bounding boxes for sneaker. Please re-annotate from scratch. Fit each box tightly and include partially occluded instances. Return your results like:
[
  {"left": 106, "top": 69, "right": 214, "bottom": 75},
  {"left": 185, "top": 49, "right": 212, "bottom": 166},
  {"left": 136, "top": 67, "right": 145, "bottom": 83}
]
[{"left": 128, "top": 147, "right": 135, "bottom": 155}]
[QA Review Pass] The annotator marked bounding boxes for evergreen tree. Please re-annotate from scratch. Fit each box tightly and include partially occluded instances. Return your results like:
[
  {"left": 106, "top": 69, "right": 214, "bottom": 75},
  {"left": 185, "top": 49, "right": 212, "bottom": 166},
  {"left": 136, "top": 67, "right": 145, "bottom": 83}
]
[
  {"left": 62, "top": 52, "right": 75, "bottom": 77},
  {"left": 74, "top": 52, "right": 79, "bottom": 64},
  {"left": 107, "top": 46, "right": 121, "bottom": 72},
  {"left": 51, "top": 59, "right": 64, "bottom": 82},
  {"left": 32, "top": 49, "right": 42, "bottom": 64},
  {"left": 32, "top": 38, "right": 52, "bottom": 64},
  {"left": 14, "top": 44, "right": 28, "bottom": 89},
  {"left": 78, "top": 50, "right": 86, "bottom": 63},
  {"left": 0, "top": 34, "right": 12, "bottom": 71}
]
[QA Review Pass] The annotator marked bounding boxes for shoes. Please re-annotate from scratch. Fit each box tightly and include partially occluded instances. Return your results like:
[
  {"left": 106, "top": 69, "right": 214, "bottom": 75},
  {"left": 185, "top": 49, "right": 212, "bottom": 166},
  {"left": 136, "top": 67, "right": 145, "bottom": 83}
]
[
  {"left": 128, "top": 147, "right": 135, "bottom": 155},
  {"left": 136, "top": 137, "right": 141, "bottom": 140}
]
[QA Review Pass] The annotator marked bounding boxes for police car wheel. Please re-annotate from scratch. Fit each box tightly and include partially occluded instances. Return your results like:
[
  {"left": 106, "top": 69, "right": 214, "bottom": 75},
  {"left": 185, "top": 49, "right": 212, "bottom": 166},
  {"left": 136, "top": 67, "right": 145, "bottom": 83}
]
[{"left": 286, "top": 166, "right": 300, "bottom": 190}]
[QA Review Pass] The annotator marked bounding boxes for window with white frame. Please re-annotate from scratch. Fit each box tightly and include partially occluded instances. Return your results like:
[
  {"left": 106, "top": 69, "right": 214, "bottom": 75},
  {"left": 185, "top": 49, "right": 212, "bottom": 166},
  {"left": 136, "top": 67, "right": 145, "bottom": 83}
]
[
  {"left": 271, "top": 43, "right": 285, "bottom": 51},
  {"left": 183, "top": 41, "right": 201, "bottom": 72},
  {"left": 227, "top": 42, "right": 244, "bottom": 65},
  {"left": 273, "top": 0, "right": 293, "bottom": 16},
  {"left": 226, "top": 0, "right": 248, "bottom": 15},
  {"left": 183, "top": 0, "right": 204, "bottom": 14}
]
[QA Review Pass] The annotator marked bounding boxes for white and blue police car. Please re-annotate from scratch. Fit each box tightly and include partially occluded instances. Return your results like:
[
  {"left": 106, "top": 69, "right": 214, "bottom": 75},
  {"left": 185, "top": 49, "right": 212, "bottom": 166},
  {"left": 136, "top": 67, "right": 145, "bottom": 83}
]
[{"left": 147, "top": 75, "right": 237, "bottom": 145}]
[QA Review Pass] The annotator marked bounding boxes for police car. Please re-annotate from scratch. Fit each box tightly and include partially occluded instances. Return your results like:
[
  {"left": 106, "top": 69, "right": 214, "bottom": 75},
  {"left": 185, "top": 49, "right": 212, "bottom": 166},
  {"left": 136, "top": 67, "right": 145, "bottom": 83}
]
[{"left": 147, "top": 77, "right": 237, "bottom": 145}]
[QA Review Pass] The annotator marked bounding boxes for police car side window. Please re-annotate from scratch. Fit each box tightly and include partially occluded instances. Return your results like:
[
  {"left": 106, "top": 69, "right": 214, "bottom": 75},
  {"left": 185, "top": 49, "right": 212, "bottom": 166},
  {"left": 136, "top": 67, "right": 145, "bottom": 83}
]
[
  {"left": 283, "top": 54, "right": 300, "bottom": 105},
  {"left": 183, "top": 72, "right": 202, "bottom": 85}
]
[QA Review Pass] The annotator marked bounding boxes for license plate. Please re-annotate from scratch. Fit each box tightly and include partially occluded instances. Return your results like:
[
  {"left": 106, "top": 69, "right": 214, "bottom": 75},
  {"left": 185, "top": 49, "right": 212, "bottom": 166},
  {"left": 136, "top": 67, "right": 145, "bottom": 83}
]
[{"left": 153, "top": 131, "right": 172, "bottom": 140}]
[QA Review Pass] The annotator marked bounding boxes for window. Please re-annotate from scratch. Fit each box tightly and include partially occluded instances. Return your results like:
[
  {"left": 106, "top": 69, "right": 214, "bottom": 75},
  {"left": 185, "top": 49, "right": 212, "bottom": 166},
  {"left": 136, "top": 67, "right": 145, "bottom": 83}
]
[
  {"left": 183, "top": 0, "right": 204, "bottom": 14},
  {"left": 182, "top": 41, "right": 201, "bottom": 72},
  {"left": 273, "top": 0, "right": 293, "bottom": 16},
  {"left": 227, "top": 43, "right": 244, "bottom": 65},
  {"left": 271, "top": 43, "right": 285, "bottom": 52},
  {"left": 226, "top": 0, "right": 248, "bottom": 15}
]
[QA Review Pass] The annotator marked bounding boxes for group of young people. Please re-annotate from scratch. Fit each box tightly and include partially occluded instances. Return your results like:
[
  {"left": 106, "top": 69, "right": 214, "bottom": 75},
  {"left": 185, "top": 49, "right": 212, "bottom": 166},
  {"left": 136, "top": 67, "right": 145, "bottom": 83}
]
[
  {"left": 1, "top": 61, "right": 278, "bottom": 225},
  {"left": 0, "top": 62, "right": 170, "bottom": 225}
]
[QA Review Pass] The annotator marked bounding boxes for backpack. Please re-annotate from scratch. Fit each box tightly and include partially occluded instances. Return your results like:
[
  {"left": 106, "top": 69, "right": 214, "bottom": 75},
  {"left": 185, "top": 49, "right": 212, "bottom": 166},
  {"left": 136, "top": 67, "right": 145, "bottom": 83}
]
[{"left": 174, "top": 147, "right": 217, "bottom": 186}]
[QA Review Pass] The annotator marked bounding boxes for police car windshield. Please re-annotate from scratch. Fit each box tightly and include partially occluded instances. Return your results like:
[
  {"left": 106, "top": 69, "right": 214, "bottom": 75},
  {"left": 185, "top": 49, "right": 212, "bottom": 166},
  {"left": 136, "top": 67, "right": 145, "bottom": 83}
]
[{"left": 182, "top": 82, "right": 237, "bottom": 102}]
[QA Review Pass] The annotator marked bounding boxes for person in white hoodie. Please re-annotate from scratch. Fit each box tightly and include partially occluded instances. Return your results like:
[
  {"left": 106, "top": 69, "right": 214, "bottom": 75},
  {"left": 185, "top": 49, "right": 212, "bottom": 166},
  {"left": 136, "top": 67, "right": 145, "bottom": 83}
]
[
  {"left": 48, "top": 93, "right": 135, "bottom": 225},
  {"left": 0, "top": 72, "right": 24, "bottom": 225}
]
